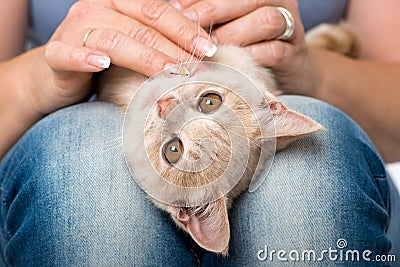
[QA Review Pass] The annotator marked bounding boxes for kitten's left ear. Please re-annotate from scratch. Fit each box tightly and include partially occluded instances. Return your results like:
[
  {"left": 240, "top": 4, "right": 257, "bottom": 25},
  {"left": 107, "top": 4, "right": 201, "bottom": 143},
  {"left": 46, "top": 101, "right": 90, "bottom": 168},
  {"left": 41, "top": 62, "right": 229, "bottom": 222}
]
[
  {"left": 267, "top": 100, "right": 325, "bottom": 150},
  {"left": 172, "top": 198, "right": 230, "bottom": 254}
]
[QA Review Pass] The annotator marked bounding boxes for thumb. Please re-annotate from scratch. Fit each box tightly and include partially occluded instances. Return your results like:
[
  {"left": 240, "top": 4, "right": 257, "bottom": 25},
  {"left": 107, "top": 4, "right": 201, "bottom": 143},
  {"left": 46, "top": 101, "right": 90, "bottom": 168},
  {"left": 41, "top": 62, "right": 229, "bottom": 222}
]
[
  {"left": 33, "top": 41, "right": 111, "bottom": 114},
  {"left": 44, "top": 41, "right": 111, "bottom": 75}
]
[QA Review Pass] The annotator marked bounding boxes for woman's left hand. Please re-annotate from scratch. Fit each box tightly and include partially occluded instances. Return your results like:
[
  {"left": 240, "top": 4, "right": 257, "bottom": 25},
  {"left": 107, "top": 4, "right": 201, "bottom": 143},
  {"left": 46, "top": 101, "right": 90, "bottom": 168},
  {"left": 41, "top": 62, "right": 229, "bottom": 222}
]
[{"left": 169, "top": 0, "right": 317, "bottom": 95}]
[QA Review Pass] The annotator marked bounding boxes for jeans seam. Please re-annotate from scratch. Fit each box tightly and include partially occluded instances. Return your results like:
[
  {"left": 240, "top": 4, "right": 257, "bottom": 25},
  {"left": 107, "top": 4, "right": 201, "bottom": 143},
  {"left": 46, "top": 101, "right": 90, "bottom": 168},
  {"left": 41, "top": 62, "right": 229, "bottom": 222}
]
[{"left": 189, "top": 247, "right": 201, "bottom": 267}]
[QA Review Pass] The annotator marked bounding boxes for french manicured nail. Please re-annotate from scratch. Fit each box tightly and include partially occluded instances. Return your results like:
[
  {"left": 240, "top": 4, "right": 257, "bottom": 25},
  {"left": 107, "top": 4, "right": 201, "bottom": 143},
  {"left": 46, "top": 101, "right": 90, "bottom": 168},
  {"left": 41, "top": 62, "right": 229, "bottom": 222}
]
[
  {"left": 211, "top": 34, "right": 219, "bottom": 46},
  {"left": 183, "top": 11, "right": 198, "bottom": 22},
  {"left": 169, "top": 0, "right": 182, "bottom": 11},
  {"left": 196, "top": 37, "right": 218, "bottom": 57},
  {"left": 88, "top": 55, "right": 111, "bottom": 69}
]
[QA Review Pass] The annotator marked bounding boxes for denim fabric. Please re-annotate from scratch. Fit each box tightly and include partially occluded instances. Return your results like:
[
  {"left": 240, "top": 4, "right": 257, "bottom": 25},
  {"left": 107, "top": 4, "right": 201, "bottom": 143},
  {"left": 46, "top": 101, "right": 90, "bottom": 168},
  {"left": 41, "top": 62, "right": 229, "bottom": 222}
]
[{"left": 0, "top": 96, "right": 397, "bottom": 266}]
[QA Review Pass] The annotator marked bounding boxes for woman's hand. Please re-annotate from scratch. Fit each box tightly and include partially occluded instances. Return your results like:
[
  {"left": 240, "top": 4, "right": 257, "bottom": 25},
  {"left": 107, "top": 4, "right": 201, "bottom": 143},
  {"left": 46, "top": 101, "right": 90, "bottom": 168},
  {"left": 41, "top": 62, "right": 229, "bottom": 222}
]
[
  {"left": 31, "top": 0, "right": 217, "bottom": 116},
  {"left": 1, "top": 0, "right": 218, "bottom": 159},
  {"left": 169, "top": 0, "right": 317, "bottom": 95}
]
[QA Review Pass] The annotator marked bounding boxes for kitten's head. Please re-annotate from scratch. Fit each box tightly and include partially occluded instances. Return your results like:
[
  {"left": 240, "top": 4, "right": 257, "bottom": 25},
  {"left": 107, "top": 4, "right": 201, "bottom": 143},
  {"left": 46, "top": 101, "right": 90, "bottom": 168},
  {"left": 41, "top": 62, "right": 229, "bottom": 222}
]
[{"left": 122, "top": 62, "right": 323, "bottom": 254}]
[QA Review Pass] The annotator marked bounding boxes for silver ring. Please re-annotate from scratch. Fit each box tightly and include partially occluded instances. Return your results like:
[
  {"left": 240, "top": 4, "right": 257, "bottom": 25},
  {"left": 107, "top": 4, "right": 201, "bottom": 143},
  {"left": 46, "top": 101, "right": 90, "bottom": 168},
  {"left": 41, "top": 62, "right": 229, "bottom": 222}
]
[
  {"left": 82, "top": 28, "right": 97, "bottom": 47},
  {"left": 275, "top": 7, "right": 295, "bottom": 40}
]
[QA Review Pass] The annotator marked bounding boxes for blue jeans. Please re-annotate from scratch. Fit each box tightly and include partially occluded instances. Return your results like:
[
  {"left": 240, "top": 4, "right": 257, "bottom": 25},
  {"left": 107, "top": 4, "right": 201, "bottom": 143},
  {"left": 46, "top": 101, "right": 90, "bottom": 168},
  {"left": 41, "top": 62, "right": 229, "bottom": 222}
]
[{"left": 0, "top": 96, "right": 398, "bottom": 266}]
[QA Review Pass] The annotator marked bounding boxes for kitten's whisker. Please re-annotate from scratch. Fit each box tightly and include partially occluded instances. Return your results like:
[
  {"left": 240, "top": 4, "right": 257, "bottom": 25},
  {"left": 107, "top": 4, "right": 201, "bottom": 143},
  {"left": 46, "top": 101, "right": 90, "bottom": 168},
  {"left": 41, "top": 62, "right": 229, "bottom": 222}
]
[
  {"left": 188, "top": 24, "right": 201, "bottom": 66},
  {"left": 101, "top": 135, "right": 124, "bottom": 153},
  {"left": 188, "top": 19, "right": 214, "bottom": 76},
  {"left": 181, "top": 38, "right": 188, "bottom": 66},
  {"left": 218, "top": 124, "right": 268, "bottom": 131},
  {"left": 228, "top": 132, "right": 263, "bottom": 148},
  {"left": 102, "top": 143, "right": 123, "bottom": 153},
  {"left": 178, "top": 37, "right": 186, "bottom": 67}
]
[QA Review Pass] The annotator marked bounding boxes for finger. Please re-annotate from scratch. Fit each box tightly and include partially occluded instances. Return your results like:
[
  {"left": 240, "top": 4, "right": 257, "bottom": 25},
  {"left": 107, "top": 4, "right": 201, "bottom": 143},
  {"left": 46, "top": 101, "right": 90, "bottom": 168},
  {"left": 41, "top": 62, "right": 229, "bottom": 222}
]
[
  {"left": 63, "top": 2, "right": 195, "bottom": 62},
  {"left": 180, "top": 0, "right": 298, "bottom": 29},
  {"left": 168, "top": 0, "right": 202, "bottom": 11},
  {"left": 82, "top": 28, "right": 178, "bottom": 76},
  {"left": 245, "top": 40, "right": 294, "bottom": 67},
  {"left": 213, "top": 6, "right": 286, "bottom": 46},
  {"left": 44, "top": 41, "right": 111, "bottom": 73},
  {"left": 110, "top": 0, "right": 217, "bottom": 57}
]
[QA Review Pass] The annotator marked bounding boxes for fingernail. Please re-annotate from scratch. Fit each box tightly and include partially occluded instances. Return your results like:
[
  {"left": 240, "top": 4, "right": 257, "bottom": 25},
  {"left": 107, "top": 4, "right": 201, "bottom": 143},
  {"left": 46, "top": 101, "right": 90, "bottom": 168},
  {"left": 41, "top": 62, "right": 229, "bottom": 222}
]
[
  {"left": 195, "top": 37, "right": 218, "bottom": 57},
  {"left": 183, "top": 11, "right": 198, "bottom": 22},
  {"left": 169, "top": 0, "right": 182, "bottom": 11},
  {"left": 88, "top": 55, "right": 111, "bottom": 69},
  {"left": 211, "top": 34, "right": 219, "bottom": 46}
]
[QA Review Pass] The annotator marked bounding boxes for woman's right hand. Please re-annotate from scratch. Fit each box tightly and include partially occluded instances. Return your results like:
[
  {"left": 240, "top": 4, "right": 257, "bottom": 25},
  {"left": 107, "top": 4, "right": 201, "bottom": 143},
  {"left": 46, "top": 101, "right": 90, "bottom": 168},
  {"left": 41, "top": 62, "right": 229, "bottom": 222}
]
[{"left": 31, "top": 0, "right": 216, "bottom": 116}]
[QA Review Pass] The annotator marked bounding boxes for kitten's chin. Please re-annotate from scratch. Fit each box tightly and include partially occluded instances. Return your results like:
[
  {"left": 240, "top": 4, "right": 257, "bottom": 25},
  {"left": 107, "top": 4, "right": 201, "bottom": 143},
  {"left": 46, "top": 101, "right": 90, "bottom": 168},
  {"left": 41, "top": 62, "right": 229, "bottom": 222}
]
[{"left": 167, "top": 198, "right": 230, "bottom": 255}]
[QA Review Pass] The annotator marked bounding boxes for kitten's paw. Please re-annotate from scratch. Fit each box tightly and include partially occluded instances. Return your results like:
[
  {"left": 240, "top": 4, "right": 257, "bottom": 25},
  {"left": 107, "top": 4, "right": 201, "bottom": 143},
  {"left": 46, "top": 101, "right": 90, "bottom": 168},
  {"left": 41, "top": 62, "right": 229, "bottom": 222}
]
[{"left": 306, "top": 22, "right": 361, "bottom": 58}]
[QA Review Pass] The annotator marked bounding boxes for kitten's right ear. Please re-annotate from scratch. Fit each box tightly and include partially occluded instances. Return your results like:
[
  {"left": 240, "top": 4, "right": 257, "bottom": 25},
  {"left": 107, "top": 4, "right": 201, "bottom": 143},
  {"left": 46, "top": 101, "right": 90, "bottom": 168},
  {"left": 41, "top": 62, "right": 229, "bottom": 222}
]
[{"left": 266, "top": 100, "right": 325, "bottom": 150}]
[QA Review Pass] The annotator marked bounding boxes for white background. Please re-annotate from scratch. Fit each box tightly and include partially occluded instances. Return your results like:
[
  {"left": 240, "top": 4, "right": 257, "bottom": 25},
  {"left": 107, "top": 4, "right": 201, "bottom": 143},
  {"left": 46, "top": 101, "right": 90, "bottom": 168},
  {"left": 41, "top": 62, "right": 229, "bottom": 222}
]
[{"left": 387, "top": 162, "right": 400, "bottom": 192}]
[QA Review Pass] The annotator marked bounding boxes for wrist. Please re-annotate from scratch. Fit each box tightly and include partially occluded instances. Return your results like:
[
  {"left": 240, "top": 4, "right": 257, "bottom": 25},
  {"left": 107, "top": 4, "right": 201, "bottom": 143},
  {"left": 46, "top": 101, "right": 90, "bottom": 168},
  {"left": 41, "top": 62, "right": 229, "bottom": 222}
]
[
  {"left": 272, "top": 45, "right": 322, "bottom": 98},
  {"left": 0, "top": 49, "right": 46, "bottom": 158},
  {"left": 5, "top": 48, "right": 45, "bottom": 122},
  {"left": 27, "top": 46, "right": 58, "bottom": 117},
  {"left": 24, "top": 45, "right": 67, "bottom": 117},
  {"left": 297, "top": 46, "right": 324, "bottom": 98}
]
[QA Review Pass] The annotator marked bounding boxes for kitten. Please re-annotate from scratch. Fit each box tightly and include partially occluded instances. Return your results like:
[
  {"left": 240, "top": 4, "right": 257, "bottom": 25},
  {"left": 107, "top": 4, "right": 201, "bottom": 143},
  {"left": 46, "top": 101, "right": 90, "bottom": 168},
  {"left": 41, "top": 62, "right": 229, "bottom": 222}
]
[
  {"left": 97, "top": 23, "right": 358, "bottom": 255},
  {"left": 306, "top": 21, "right": 361, "bottom": 58}
]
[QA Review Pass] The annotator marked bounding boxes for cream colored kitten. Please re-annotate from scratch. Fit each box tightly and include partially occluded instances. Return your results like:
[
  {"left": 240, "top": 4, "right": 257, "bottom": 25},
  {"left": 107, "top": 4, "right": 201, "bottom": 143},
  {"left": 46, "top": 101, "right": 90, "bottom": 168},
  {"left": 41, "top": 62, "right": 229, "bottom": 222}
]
[
  {"left": 306, "top": 21, "right": 361, "bottom": 58},
  {"left": 97, "top": 23, "right": 358, "bottom": 255}
]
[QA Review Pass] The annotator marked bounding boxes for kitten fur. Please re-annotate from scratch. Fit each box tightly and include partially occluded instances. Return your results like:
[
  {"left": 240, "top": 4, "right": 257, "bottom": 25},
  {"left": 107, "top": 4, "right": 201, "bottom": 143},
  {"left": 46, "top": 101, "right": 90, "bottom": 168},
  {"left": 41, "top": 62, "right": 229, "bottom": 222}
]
[{"left": 97, "top": 23, "right": 358, "bottom": 255}]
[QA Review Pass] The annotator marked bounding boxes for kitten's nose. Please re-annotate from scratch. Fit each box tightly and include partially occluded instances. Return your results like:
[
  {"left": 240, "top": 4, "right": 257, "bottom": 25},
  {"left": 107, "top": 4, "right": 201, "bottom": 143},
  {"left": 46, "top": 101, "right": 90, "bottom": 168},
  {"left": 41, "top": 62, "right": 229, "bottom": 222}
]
[{"left": 157, "top": 97, "right": 178, "bottom": 118}]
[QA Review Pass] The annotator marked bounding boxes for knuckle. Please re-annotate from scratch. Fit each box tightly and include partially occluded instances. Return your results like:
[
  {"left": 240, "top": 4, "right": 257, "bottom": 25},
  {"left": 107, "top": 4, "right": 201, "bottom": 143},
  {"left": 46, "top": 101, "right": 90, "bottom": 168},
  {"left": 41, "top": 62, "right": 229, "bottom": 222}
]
[
  {"left": 132, "top": 27, "right": 160, "bottom": 48},
  {"left": 175, "top": 23, "right": 196, "bottom": 45},
  {"left": 141, "top": 0, "right": 169, "bottom": 23},
  {"left": 44, "top": 41, "right": 84, "bottom": 69},
  {"left": 199, "top": 1, "right": 217, "bottom": 19},
  {"left": 69, "top": 47, "right": 84, "bottom": 64},
  {"left": 288, "top": 0, "right": 299, "bottom": 11},
  {"left": 258, "top": 7, "right": 283, "bottom": 31},
  {"left": 44, "top": 42, "right": 58, "bottom": 63},
  {"left": 250, "top": 0, "right": 266, "bottom": 7},
  {"left": 175, "top": 23, "right": 189, "bottom": 39},
  {"left": 67, "top": 1, "right": 93, "bottom": 20},
  {"left": 98, "top": 30, "right": 127, "bottom": 53},
  {"left": 269, "top": 41, "right": 286, "bottom": 63},
  {"left": 215, "top": 28, "right": 235, "bottom": 45},
  {"left": 138, "top": 50, "right": 162, "bottom": 72}
]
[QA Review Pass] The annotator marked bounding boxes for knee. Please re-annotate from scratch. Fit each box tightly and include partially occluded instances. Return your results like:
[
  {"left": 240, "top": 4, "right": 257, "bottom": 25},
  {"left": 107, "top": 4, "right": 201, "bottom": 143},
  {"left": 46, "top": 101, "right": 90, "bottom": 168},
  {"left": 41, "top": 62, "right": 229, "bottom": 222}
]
[
  {"left": 254, "top": 97, "right": 389, "bottom": 232},
  {"left": 29, "top": 101, "right": 123, "bottom": 163},
  {"left": 278, "top": 95, "right": 365, "bottom": 143},
  {"left": 1, "top": 102, "right": 130, "bottom": 212},
  {"left": 278, "top": 96, "right": 385, "bottom": 172}
]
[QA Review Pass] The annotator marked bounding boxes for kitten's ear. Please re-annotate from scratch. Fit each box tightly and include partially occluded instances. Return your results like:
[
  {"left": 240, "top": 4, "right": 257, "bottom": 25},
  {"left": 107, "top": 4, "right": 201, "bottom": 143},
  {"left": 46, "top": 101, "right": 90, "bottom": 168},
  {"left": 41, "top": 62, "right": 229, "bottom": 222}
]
[
  {"left": 173, "top": 198, "right": 230, "bottom": 255},
  {"left": 267, "top": 100, "right": 325, "bottom": 150}
]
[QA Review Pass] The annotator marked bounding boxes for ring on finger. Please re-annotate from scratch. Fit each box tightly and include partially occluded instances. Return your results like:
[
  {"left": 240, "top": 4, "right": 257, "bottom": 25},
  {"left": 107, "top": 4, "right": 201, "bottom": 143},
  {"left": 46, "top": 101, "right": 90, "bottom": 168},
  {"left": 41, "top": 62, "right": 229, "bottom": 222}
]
[
  {"left": 275, "top": 7, "right": 295, "bottom": 40},
  {"left": 82, "top": 28, "right": 97, "bottom": 47}
]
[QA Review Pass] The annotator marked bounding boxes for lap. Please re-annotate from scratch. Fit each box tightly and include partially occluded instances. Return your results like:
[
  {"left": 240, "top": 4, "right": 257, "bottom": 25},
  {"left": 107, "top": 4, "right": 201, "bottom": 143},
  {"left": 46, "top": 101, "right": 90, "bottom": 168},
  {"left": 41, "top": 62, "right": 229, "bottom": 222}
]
[
  {"left": 0, "top": 96, "right": 394, "bottom": 266},
  {"left": 0, "top": 102, "right": 196, "bottom": 266}
]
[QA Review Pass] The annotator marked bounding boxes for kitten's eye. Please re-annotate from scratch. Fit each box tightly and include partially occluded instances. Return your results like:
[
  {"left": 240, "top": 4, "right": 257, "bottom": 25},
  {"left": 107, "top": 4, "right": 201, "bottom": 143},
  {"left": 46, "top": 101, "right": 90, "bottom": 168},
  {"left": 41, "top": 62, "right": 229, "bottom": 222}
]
[
  {"left": 163, "top": 138, "right": 184, "bottom": 165},
  {"left": 198, "top": 93, "right": 222, "bottom": 113}
]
